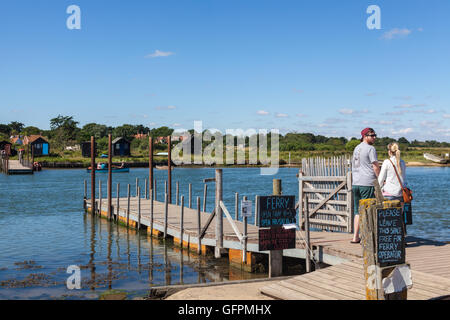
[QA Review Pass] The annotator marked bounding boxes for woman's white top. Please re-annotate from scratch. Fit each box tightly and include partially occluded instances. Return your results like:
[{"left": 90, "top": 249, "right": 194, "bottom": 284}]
[{"left": 378, "top": 156, "right": 407, "bottom": 197}]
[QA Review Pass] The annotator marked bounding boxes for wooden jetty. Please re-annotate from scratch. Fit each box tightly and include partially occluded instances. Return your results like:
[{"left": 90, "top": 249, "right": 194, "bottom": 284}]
[
  {"left": 1, "top": 159, "right": 33, "bottom": 175},
  {"left": 83, "top": 140, "right": 450, "bottom": 300}
]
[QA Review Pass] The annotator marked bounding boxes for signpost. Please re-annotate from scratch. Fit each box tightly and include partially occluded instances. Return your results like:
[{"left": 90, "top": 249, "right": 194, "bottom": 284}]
[
  {"left": 258, "top": 180, "right": 297, "bottom": 277},
  {"left": 376, "top": 207, "right": 405, "bottom": 267}
]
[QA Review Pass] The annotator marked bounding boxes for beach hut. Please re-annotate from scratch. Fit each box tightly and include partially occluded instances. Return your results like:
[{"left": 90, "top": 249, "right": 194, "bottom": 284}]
[
  {"left": 112, "top": 137, "right": 130, "bottom": 156},
  {"left": 0, "top": 141, "right": 12, "bottom": 156},
  {"left": 81, "top": 141, "right": 97, "bottom": 158},
  {"left": 24, "top": 135, "right": 50, "bottom": 156}
]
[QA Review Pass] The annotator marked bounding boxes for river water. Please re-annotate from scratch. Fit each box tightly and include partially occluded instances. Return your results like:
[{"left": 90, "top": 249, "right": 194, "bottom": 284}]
[{"left": 0, "top": 166, "right": 448, "bottom": 299}]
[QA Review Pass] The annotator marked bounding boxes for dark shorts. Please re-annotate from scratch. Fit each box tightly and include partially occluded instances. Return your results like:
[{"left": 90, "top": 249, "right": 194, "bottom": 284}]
[{"left": 353, "top": 185, "right": 375, "bottom": 215}]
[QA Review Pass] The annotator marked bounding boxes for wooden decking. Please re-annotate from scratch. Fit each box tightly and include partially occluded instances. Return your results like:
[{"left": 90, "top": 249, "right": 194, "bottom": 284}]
[
  {"left": 85, "top": 196, "right": 450, "bottom": 300},
  {"left": 5, "top": 160, "right": 33, "bottom": 174}
]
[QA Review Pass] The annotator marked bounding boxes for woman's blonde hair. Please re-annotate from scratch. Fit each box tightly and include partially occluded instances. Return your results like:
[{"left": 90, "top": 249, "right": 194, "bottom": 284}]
[{"left": 387, "top": 142, "right": 402, "bottom": 175}]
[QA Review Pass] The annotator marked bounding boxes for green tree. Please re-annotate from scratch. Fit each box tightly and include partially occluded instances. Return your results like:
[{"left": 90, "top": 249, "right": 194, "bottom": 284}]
[
  {"left": 345, "top": 139, "right": 360, "bottom": 152},
  {"left": 8, "top": 121, "right": 25, "bottom": 134},
  {"left": 49, "top": 115, "right": 80, "bottom": 149},
  {"left": 22, "top": 126, "right": 41, "bottom": 136},
  {"left": 0, "top": 124, "right": 12, "bottom": 136}
]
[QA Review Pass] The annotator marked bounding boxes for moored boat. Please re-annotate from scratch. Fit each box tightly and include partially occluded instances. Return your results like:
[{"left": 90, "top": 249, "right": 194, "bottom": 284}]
[
  {"left": 86, "top": 167, "right": 129, "bottom": 173},
  {"left": 423, "top": 153, "right": 447, "bottom": 164}
]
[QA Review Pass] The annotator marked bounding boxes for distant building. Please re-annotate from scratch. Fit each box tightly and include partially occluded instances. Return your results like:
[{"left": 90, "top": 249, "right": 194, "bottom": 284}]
[
  {"left": 10, "top": 136, "right": 23, "bottom": 145},
  {"left": 134, "top": 132, "right": 148, "bottom": 139},
  {"left": 81, "top": 142, "right": 97, "bottom": 158},
  {"left": 112, "top": 137, "right": 131, "bottom": 156},
  {"left": 23, "top": 135, "right": 50, "bottom": 156},
  {"left": 0, "top": 141, "right": 13, "bottom": 156},
  {"left": 155, "top": 136, "right": 168, "bottom": 144}
]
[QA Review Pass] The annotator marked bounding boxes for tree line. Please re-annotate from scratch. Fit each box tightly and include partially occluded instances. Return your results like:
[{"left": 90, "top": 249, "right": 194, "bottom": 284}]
[{"left": 1, "top": 115, "right": 449, "bottom": 155}]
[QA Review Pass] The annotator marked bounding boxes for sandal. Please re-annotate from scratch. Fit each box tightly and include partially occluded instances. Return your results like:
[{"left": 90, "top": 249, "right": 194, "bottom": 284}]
[{"left": 350, "top": 240, "right": 361, "bottom": 244}]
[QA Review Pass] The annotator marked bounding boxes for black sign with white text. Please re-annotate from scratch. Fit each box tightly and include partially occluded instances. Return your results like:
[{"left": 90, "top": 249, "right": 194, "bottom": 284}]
[{"left": 377, "top": 207, "right": 405, "bottom": 267}]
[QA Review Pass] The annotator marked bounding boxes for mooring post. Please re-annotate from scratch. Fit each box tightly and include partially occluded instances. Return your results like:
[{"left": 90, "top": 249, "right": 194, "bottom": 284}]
[
  {"left": 215, "top": 169, "right": 223, "bottom": 258},
  {"left": 269, "top": 179, "right": 283, "bottom": 278},
  {"left": 197, "top": 196, "right": 201, "bottom": 255},
  {"left": 136, "top": 177, "right": 139, "bottom": 198},
  {"left": 235, "top": 192, "right": 239, "bottom": 220},
  {"left": 203, "top": 184, "right": 207, "bottom": 212},
  {"left": 254, "top": 195, "right": 259, "bottom": 226},
  {"left": 149, "top": 136, "right": 153, "bottom": 199},
  {"left": 144, "top": 179, "right": 148, "bottom": 200},
  {"left": 154, "top": 179, "right": 157, "bottom": 201},
  {"left": 138, "top": 186, "right": 141, "bottom": 229},
  {"left": 127, "top": 184, "right": 130, "bottom": 227},
  {"left": 107, "top": 134, "right": 112, "bottom": 221},
  {"left": 90, "top": 136, "right": 96, "bottom": 217},
  {"left": 188, "top": 184, "right": 192, "bottom": 208},
  {"left": 168, "top": 135, "right": 172, "bottom": 204},
  {"left": 164, "top": 193, "right": 168, "bottom": 238},
  {"left": 180, "top": 196, "right": 185, "bottom": 247},
  {"left": 116, "top": 182, "right": 120, "bottom": 221},
  {"left": 305, "top": 196, "right": 311, "bottom": 273},
  {"left": 298, "top": 170, "right": 304, "bottom": 230},
  {"left": 243, "top": 196, "right": 248, "bottom": 264},
  {"left": 176, "top": 181, "right": 179, "bottom": 206},
  {"left": 150, "top": 189, "right": 154, "bottom": 233},
  {"left": 98, "top": 180, "right": 102, "bottom": 216}
]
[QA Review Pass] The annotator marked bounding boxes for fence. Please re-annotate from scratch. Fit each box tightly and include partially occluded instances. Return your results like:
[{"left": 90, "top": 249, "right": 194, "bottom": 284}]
[{"left": 299, "top": 156, "right": 353, "bottom": 233}]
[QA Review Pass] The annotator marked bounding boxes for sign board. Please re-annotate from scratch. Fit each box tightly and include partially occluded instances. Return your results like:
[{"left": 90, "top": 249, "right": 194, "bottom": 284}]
[
  {"left": 258, "top": 195, "right": 296, "bottom": 227},
  {"left": 241, "top": 200, "right": 252, "bottom": 218},
  {"left": 377, "top": 207, "right": 405, "bottom": 267},
  {"left": 258, "top": 227, "right": 296, "bottom": 251}
]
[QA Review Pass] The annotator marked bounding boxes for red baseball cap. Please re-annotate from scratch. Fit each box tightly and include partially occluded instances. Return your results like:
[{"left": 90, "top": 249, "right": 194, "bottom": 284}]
[{"left": 360, "top": 128, "right": 374, "bottom": 141}]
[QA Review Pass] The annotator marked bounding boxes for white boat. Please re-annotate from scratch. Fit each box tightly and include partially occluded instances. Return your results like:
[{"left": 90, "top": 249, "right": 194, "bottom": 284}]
[{"left": 423, "top": 153, "right": 447, "bottom": 164}]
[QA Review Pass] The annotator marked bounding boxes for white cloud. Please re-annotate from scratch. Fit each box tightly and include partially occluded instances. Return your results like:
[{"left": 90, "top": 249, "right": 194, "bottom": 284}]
[
  {"left": 392, "top": 128, "right": 413, "bottom": 135},
  {"left": 339, "top": 108, "right": 354, "bottom": 115},
  {"left": 275, "top": 113, "right": 288, "bottom": 118},
  {"left": 381, "top": 28, "right": 412, "bottom": 40},
  {"left": 156, "top": 105, "right": 176, "bottom": 110},
  {"left": 256, "top": 110, "right": 269, "bottom": 115},
  {"left": 443, "top": 114, "right": 450, "bottom": 119},
  {"left": 145, "top": 50, "right": 175, "bottom": 58}
]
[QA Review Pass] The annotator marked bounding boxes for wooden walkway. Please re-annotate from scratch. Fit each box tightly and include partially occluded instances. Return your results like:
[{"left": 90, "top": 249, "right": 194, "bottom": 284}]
[
  {"left": 5, "top": 160, "right": 33, "bottom": 174},
  {"left": 85, "top": 197, "right": 450, "bottom": 300}
]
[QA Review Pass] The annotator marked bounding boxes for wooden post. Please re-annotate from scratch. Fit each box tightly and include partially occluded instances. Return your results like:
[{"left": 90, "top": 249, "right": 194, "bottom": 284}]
[
  {"left": 360, "top": 181, "right": 407, "bottom": 300},
  {"left": 305, "top": 196, "right": 311, "bottom": 273},
  {"left": 235, "top": 192, "right": 239, "bottom": 220},
  {"left": 176, "top": 181, "right": 179, "bottom": 206},
  {"left": 215, "top": 169, "right": 223, "bottom": 258},
  {"left": 90, "top": 136, "right": 96, "bottom": 217},
  {"left": 138, "top": 186, "right": 141, "bottom": 229},
  {"left": 98, "top": 180, "right": 102, "bottom": 216},
  {"left": 269, "top": 179, "right": 283, "bottom": 277},
  {"left": 180, "top": 196, "right": 185, "bottom": 247},
  {"left": 346, "top": 171, "right": 353, "bottom": 233},
  {"left": 197, "top": 196, "right": 201, "bottom": 255},
  {"left": 107, "top": 134, "right": 112, "bottom": 220},
  {"left": 150, "top": 189, "right": 154, "bottom": 234},
  {"left": 164, "top": 193, "right": 168, "bottom": 238},
  {"left": 149, "top": 136, "right": 153, "bottom": 197},
  {"left": 254, "top": 195, "right": 259, "bottom": 226},
  {"left": 127, "top": 184, "right": 130, "bottom": 227},
  {"left": 154, "top": 179, "right": 157, "bottom": 201},
  {"left": 116, "top": 183, "right": 120, "bottom": 220},
  {"left": 168, "top": 135, "right": 172, "bottom": 204},
  {"left": 136, "top": 177, "right": 139, "bottom": 197},
  {"left": 189, "top": 183, "right": 192, "bottom": 208},
  {"left": 145, "top": 179, "right": 148, "bottom": 200},
  {"left": 203, "top": 184, "right": 207, "bottom": 212},
  {"left": 243, "top": 195, "right": 248, "bottom": 264},
  {"left": 298, "top": 170, "right": 304, "bottom": 230}
]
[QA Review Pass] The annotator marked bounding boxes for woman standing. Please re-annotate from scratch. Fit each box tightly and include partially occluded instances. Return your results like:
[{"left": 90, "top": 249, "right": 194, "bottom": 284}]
[{"left": 378, "top": 142, "right": 407, "bottom": 201}]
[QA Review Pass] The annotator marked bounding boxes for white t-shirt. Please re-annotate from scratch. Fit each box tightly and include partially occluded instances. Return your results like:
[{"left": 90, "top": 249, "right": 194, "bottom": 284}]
[
  {"left": 378, "top": 156, "right": 407, "bottom": 197},
  {"left": 352, "top": 142, "right": 378, "bottom": 186}
]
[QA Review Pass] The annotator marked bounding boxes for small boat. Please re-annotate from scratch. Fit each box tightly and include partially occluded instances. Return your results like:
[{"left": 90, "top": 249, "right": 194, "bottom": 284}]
[
  {"left": 156, "top": 165, "right": 173, "bottom": 170},
  {"left": 86, "top": 167, "right": 129, "bottom": 173},
  {"left": 423, "top": 153, "right": 447, "bottom": 164}
]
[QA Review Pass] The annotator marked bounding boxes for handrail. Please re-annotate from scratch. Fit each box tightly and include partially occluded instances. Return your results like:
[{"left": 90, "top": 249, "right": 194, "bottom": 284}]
[{"left": 219, "top": 200, "right": 243, "bottom": 242}]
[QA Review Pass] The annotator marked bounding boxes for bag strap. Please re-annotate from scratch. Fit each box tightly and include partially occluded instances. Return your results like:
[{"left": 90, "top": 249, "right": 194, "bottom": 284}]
[{"left": 388, "top": 158, "right": 404, "bottom": 188}]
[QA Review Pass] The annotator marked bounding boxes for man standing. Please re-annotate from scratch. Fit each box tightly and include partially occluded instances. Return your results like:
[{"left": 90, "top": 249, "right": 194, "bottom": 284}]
[{"left": 351, "top": 128, "right": 380, "bottom": 243}]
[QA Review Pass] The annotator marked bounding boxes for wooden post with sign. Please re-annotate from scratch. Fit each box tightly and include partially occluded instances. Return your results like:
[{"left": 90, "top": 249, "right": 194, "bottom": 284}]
[
  {"left": 360, "top": 179, "right": 410, "bottom": 300},
  {"left": 270, "top": 179, "right": 283, "bottom": 277}
]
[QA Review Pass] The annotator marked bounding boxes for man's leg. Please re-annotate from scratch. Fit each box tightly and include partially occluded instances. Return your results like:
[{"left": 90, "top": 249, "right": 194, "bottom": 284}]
[{"left": 352, "top": 186, "right": 361, "bottom": 242}]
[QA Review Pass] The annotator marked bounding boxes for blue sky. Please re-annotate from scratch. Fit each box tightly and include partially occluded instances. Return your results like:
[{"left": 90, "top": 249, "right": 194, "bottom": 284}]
[{"left": 1, "top": 0, "right": 449, "bottom": 141}]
